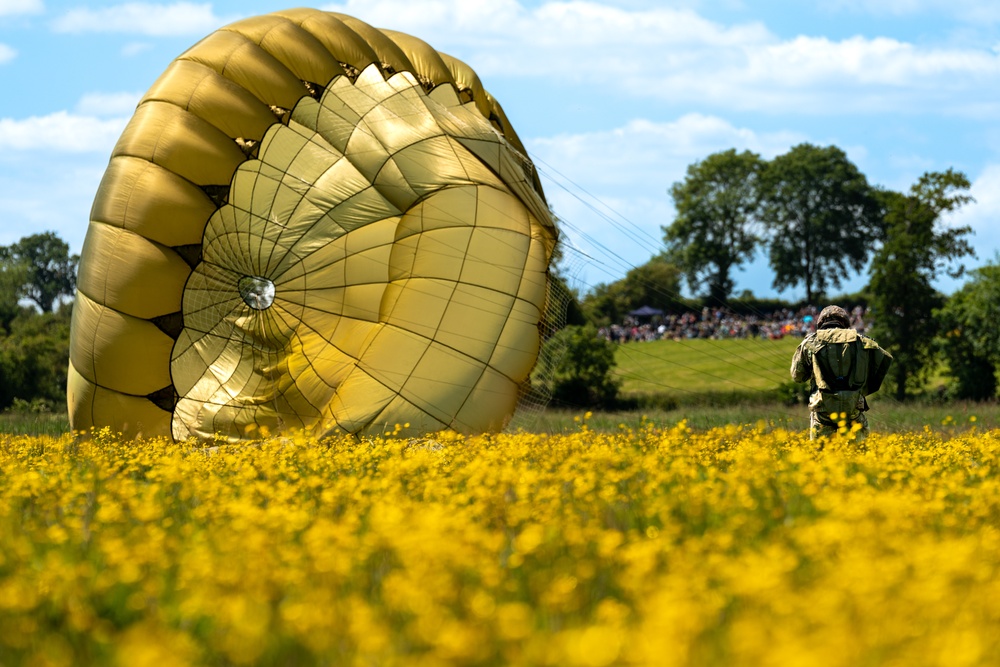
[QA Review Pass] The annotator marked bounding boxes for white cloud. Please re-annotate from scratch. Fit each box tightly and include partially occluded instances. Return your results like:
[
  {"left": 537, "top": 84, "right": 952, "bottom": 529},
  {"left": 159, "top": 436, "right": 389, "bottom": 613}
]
[
  {"left": 76, "top": 92, "right": 142, "bottom": 117},
  {"left": 0, "top": 0, "right": 42, "bottom": 17},
  {"left": 319, "top": 0, "right": 1000, "bottom": 115},
  {"left": 0, "top": 160, "right": 102, "bottom": 253},
  {"left": 950, "top": 164, "right": 1000, "bottom": 253},
  {"left": 0, "top": 111, "right": 126, "bottom": 152},
  {"left": 530, "top": 113, "right": 805, "bottom": 192},
  {"left": 527, "top": 113, "right": 808, "bottom": 288},
  {"left": 51, "top": 2, "right": 233, "bottom": 36},
  {"left": 122, "top": 42, "right": 153, "bottom": 57},
  {"left": 0, "top": 43, "right": 14, "bottom": 64}
]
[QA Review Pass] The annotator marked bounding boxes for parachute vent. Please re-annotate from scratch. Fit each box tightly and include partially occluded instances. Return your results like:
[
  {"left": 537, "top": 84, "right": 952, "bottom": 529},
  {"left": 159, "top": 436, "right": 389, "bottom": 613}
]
[{"left": 238, "top": 276, "right": 276, "bottom": 310}]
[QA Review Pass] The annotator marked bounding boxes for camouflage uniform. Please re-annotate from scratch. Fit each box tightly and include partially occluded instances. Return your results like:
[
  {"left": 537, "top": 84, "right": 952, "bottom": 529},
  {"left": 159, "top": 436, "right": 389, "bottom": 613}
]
[{"left": 790, "top": 306, "right": 892, "bottom": 444}]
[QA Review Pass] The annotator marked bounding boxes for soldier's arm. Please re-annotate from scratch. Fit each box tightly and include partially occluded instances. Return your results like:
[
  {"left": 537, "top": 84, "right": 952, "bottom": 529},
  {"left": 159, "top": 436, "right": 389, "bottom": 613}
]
[{"left": 790, "top": 341, "right": 812, "bottom": 383}]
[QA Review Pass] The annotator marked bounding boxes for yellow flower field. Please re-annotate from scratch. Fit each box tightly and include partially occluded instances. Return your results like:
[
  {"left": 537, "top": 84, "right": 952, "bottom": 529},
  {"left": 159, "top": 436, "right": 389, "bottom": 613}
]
[{"left": 1, "top": 419, "right": 998, "bottom": 666}]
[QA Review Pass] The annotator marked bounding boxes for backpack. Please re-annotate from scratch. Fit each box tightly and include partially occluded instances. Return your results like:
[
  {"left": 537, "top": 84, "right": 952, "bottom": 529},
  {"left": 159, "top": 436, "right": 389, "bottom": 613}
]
[{"left": 807, "top": 329, "right": 890, "bottom": 418}]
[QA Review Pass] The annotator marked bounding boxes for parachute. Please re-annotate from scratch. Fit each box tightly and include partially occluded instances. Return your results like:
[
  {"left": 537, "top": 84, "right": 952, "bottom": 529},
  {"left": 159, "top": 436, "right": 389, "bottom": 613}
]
[{"left": 67, "top": 9, "right": 558, "bottom": 441}]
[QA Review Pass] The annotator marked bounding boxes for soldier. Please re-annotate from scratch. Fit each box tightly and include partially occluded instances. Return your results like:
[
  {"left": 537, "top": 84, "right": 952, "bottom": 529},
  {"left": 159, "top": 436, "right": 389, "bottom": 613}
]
[{"left": 790, "top": 305, "right": 893, "bottom": 443}]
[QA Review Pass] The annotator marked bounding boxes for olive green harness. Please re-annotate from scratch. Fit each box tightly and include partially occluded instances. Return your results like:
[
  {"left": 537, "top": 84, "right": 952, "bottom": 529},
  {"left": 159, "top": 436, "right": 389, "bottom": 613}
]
[{"left": 806, "top": 329, "right": 886, "bottom": 418}]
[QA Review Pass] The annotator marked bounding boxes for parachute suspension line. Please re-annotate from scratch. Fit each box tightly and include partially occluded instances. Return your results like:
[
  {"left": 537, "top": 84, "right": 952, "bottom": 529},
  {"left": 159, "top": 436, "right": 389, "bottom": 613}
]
[
  {"left": 530, "top": 156, "right": 806, "bottom": 374},
  {"left": 528, "top": 168, "right": 795, "bottom": 379},
  {"left": 531, "top": 154, "right": 663, "bottom": 250},
  {"left": 505, "top": 226, "right": 582, "bottom": 432},
  {"left": 542, "top": 228, "right": 791, "bottom": 386},
  {"left": 533, "top": 151, "right": 802, "bottom": 333},
  {"left": 526, "top": 161, "right": 802, "bottom": 389}
]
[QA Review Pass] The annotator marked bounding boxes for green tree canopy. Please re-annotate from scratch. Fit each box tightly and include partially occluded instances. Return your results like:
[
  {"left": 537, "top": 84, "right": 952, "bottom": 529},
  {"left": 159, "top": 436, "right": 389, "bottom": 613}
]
[
  {"left": 868, "top": 169, "right": 975, "bottom": 400},
  {"left": 0, "top": 232, "right": 79, "bottom": 313},
  {"left": 582, "top": 254, "right": 683, "bottom": 326},
  {"left": 665, "top": 149, "right": 765, "bottom": 305},
  {"left": 936, "top": 262, "right": 1000, "bottom": 400},
  {"left": 759, "top": 144, "right": 881, "bottom": 303},
  {"left": 0, "top": 305, "right": 72, "bottom": 412},
  {"left": 0, "top": 261, "right": 29, "bottom": 334}
]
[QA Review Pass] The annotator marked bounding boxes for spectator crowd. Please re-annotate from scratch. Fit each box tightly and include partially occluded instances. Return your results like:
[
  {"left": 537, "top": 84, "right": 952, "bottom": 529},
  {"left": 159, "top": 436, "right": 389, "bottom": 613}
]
[{"left": 598, "top": 305, "right": 873, "bottom": 343}]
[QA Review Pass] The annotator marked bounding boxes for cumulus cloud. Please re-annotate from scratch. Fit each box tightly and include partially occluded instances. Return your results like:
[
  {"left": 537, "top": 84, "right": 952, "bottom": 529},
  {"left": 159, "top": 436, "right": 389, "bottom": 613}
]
[
  {"left": 122, "top": 42, "right": 153, "bottom": 57},
  {"left": 950, "top": 164, "right": 1000, "bottom": 253},
  {"left": 0, "top": 43, "right": 14, "bottom": 64},
  {"left": 320, "top": 0, "right": 1000, "bottom": 115},
  {"left": 525, "top": 113, "right": 810, "bottom": 287},
  {"left": 0, "top": 111, "right": 126, "bottom": 152},
  {"left": 0, "top": 0, "right": 42, "bottom": 17},
  {"left": 530, "top": 113, "right": 805, "bottom": 193},
  {"left": 76, "top": 92, "right": 142, "bottom": 117},
  {"left": 0, "top": 160, "right": 103, "bottom": 253},
  {"left": 51, "top": 2, "right": 235, "bottom": 36}
]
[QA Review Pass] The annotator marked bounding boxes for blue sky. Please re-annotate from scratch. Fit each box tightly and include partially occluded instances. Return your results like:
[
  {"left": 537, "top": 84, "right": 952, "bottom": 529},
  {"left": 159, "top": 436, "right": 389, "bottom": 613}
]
[{"left": 2, "top": 0, "right": 1000, "bottom": 302}]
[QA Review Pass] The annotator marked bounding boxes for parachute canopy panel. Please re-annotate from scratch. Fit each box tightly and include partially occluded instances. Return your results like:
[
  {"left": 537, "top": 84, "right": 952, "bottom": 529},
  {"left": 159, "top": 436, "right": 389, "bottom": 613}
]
[{"left": 68, "top": 9, "right": 558, "bottom": 441}]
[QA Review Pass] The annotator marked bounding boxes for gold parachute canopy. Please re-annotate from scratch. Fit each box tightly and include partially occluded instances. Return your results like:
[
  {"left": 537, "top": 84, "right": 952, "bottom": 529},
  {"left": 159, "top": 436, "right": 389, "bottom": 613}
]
[{"left": 68, "top": 9, "right": 558, "bottom": 441}]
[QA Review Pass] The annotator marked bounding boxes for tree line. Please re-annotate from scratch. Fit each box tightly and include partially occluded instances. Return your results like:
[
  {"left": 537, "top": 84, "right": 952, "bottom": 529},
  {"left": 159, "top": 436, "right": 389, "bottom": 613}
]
[
  {"left": 0, "top": 232, "right": 77, "bottom": 414},
  {"left": 550, "top": 143, "right": 1000, "bottom": 407}
]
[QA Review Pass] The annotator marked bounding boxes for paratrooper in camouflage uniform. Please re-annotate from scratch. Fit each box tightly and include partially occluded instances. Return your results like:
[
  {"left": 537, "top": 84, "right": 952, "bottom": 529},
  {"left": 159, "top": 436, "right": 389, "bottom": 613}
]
[{"left": 790, "top": 305, "right": 893, "bottom": 443}]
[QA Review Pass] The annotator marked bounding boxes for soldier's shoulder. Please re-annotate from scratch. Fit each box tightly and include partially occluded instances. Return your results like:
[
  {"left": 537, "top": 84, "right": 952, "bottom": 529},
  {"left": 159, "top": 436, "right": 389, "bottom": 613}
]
[
  {"left": 857, "top": 331, "right": 884, "bottom": 347},
  {"left": 794, "top": 332, "right": 818, "bottom": 352},
  {"left": 797, "top": 331, "right": 817, "bottom": 344}
]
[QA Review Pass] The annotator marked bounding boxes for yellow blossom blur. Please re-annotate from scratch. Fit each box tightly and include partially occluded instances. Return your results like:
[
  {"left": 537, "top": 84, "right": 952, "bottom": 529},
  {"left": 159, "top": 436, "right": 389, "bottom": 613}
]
[{"left": 0, "top": 423, "right": 998, "bottom": 665}]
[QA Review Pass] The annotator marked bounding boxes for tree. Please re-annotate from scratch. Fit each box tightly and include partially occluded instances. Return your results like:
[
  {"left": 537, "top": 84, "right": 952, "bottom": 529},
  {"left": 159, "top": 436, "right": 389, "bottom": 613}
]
[
  {"left": 582, "top": 254, "right": 683, "bottom": 326},
  {"left": 759, "top": 144, "right": 881, "bottom": 303},
  {"left": 0, "top": 304, "right": 72, "bottom": 411},
  {"left": 935, "top": 262, "right": 1000, "bottom": 400},
  {"left": 665, "top": 149, "right": 764, "bottom": 305},
  {"left": 531, "top": 324, "right": 620, "bottom": 408},
  {"left": 868, "top": 169, "right": 975, "bottom": 400},
  {"left": 0, "top": 261, "right": 29, "bottom": 334},
  {"left": 0, "top": 232, "right": 79, "bottom": 313}
]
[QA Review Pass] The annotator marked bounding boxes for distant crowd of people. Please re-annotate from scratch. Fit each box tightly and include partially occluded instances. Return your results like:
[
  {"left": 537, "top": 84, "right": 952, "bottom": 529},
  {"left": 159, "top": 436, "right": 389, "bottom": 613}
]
[{"left": 598, "top": 305, "right": 873, "bottom": 343}]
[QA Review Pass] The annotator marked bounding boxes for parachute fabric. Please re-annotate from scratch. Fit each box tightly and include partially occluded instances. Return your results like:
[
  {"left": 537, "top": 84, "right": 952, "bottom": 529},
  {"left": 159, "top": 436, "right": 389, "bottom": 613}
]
[{"left": 68, "top": 9, "right": 558, "bottom": 441}]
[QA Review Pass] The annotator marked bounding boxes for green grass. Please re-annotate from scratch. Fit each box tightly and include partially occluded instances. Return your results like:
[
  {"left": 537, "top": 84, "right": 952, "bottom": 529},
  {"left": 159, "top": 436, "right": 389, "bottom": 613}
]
[
  {"left": 612, "top": 336, "right": 802, "bottom": 401},
  {"left": 0, "top": 411, "right": 70, "bottom": 436},
  {"left": 0, "top": 336, "right": 990, "bottom": 438},
  {"left": 518, "top": 399, "right": 994, "bottom": 435}
]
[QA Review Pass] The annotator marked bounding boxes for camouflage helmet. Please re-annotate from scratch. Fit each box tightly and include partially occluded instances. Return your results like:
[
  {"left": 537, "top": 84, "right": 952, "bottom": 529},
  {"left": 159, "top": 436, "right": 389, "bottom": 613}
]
[{"left": 816, "top": 305, "right": 850, "bottom": 330}]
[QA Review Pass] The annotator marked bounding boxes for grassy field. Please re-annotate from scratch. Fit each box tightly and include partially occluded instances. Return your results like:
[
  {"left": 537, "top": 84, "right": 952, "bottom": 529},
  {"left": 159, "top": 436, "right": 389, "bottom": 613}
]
[
  {"left": 2, "top": 335, "right": 994, "bottom": 438},
  {"left": 0, "top": 411, "right": 70, "bottom": 437},
  {"left": 611, "top": 336, "right": 802, "bottom": 402}
]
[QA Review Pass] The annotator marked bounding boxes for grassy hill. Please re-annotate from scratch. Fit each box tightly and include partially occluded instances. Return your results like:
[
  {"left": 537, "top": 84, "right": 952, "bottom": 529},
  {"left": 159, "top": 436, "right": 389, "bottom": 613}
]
[{"left": 611, "top": 336, "right": 802, "bottom": 404}]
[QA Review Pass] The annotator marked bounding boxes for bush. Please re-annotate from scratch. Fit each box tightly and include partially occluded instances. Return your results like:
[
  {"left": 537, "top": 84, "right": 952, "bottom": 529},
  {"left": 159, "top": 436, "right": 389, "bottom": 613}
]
[
  {"left": 532, "top": 325, "right": 620, "bottom": 409},
  {"left": 0, "top": 307, "right": 71, "bottom": 411}
]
